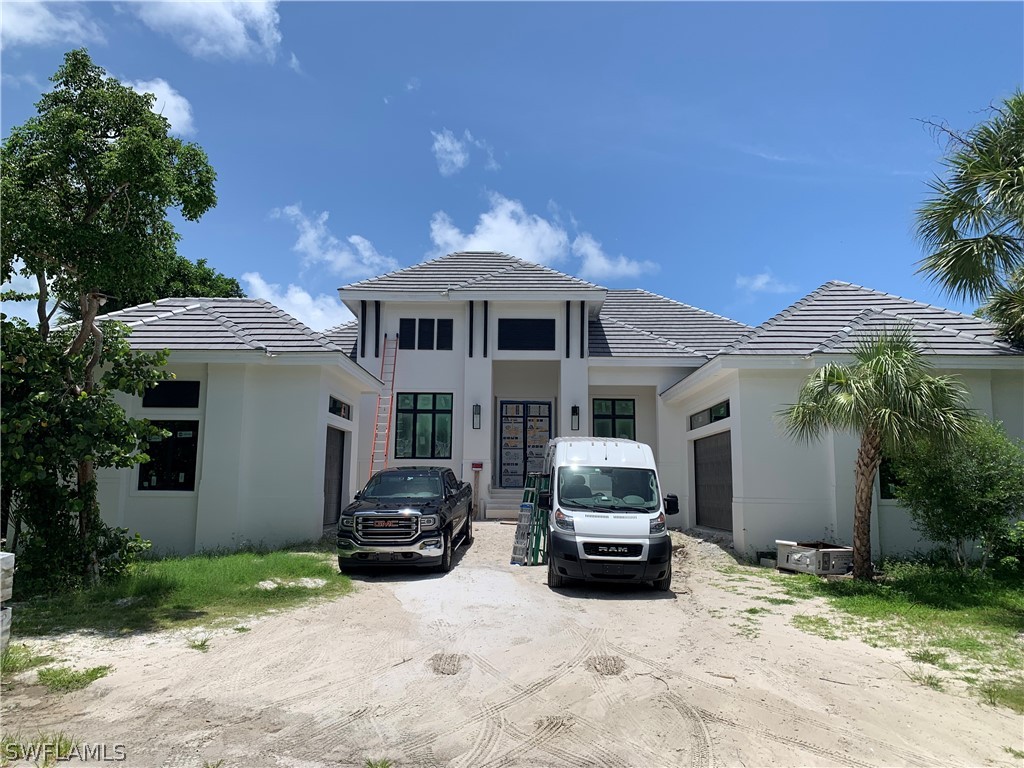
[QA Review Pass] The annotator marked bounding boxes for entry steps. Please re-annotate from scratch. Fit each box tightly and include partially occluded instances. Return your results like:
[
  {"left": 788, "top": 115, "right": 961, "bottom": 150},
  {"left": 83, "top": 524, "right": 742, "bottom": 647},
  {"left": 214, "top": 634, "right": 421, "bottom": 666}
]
[{"left": 485, "top": 488, "right": 524, "bottom": 519}]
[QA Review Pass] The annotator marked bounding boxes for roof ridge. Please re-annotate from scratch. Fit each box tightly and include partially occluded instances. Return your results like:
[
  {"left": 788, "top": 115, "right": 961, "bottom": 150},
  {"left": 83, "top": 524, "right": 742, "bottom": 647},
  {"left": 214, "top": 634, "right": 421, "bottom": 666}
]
[
  {"left": 826, "top": 279, "right": 996, "bottom": 326},
  {"left": 98, "top": 301, "right": 199, "bottom": 326},
  {"left": 813, "top": 307, "right": 1012, "bottom": 355},
  {"left": 457, "top": 261, "right": 521, "bottom": 289},
  {"left": 325, "top": 318, "right": 358, "bottom": 335},
  {"left": 720, "top": 281, "right": 837, "bottom": 354},
  {"left": 247, "top": 298, "right": 344, "bottom": 352},
  {"left": 621, "top": 288, "right": 751, "bottom": 328},
  {"left": 810, "top": 307, "right": 882, "bottom": 354},
  {"left": 601, "top": 315, "right": 701, "bottom": 356},
  {"left": 200, "top": 301, "right": 267, "bottom": 352}
]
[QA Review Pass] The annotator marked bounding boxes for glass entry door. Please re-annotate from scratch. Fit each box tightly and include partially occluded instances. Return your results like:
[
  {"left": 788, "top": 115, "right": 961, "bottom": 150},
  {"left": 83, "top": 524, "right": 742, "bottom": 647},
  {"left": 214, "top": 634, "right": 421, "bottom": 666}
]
[{"left": 499, "top": 401, "right": 552, "bottom": 488}]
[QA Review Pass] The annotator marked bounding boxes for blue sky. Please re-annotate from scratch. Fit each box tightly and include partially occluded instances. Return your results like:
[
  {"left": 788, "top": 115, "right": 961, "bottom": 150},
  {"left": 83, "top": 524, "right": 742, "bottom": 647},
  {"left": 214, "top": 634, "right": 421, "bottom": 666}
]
[{"left": 2, "top": 1, "right": 1021, "bottom": 330}]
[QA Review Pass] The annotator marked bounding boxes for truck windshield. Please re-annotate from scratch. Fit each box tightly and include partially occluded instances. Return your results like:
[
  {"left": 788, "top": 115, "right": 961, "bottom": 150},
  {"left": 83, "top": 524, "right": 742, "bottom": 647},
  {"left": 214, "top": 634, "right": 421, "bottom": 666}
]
[
  {"left": 556, "top": 466, "right": 660, "bottom": 512},
  {"left": 361, "top": 473, "right": 442, "bottom": 499}
]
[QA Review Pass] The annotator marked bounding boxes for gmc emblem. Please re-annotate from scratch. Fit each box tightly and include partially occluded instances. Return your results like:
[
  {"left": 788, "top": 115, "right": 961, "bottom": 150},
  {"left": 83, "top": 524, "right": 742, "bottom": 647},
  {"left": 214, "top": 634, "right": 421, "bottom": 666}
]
[{"left": 373, "top": 520, "right": 398, "bottom": 528}]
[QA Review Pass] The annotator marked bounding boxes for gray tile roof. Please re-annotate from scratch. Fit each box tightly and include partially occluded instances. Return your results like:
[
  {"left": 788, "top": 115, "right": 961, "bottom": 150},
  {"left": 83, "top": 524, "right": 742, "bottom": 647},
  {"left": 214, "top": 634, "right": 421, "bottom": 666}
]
[
  {"left": 590, "top": 290, "right": 750, "bottom": 358},
  {"left": 724, "top": 281, "right": 1020, "bottom": 357},
  {"left": 100, "top": 298, "right": 344, "bottom": 354},
  {"left": 324, "top": 320, "right": 358, "bottom": 360},
  {"left": 341, "top": 251, "right": 603, "bottom": 294}
]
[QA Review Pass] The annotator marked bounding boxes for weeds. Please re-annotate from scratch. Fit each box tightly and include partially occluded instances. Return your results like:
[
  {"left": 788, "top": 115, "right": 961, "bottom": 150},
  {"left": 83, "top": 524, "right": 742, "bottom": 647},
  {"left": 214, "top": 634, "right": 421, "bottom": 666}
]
[
  {"left": 187, "top": 636, "right": 211, "bottom": 652},
  {"left": 791, "top": 615, "right": 845, "bottom": 640},
  {"left": 364, "top": 759, "right": 393, "bottom": 768},
  {"left": 907, "top": 649, "right": 947, "bottom": 666},
  {"left": 36, "top": 665, "right": 111, "bottom": 694},
  {"left": 1004, "top": 746, "right": 1024, "bottom": 760},
  {"left": 1, "top": 644, "right": 56, "bottom": 678},
  {"left": 977, "top": 679, "right": 1024, "bottom": 714},
  {"left": 0, "top": 731, "right": 78, "bottom": 766},
  {"left": 899, "top": 665, "right": 945, "bottom": 691},
  {"left": 232, "top": 626, "right": 250, "bottom": 633}
]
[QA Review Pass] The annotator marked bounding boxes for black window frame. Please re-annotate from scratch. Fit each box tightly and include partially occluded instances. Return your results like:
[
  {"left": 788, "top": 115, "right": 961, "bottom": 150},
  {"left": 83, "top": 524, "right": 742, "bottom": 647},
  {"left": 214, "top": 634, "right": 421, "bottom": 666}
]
[
  {"left": 689, "top": 400, "right": 730, "bottom": 431},
  {"left": 138, "top": 420, "right": 200, "bottom": 492},
  {"left": 398, "top": 318, "right": 416, "bottom": 350},
  {"left": 417, "top": 318, "right": 436, "bottom": 350},
  {"left": 328, "top": 396, "right": 351, "bottom": 420},
  {"left": 394, "top": 392, "right": 454, "bottom": 459},
  {"left": 142, "top": 381, "right": 200, "bottom": 409},
  {"left": 593, "top": 398, "right": 636, "bottom": 441},
  {"left": 497, "top": 318, "right": 557, "bottom": 351},
  {"left": 436, "top": 318, "right": 454, "bottom": 350}
]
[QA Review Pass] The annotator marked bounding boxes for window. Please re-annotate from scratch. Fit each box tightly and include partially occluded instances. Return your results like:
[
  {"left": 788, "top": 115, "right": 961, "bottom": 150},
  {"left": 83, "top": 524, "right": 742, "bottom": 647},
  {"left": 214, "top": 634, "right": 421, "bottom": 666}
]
[
  {"left": 689, "top": 400, "right": 730, "bottom": 430},
  {"left": 398, "top": 318, "right": 453, "bottom": 351},
  {"left": 497, "top": 318, "right": 556, "bottom": 351},
  {"left": 138, "top": 420, "right": 199, "bottom": 491},
  {"left": 142, "top": 381, "right": 200, "bottom": 408},
  {"left": 328, "top": 396, "right": 351, "bottom": 419},
  {"left": 395, "top": 393, "right": 453, "bottom": 459},
  {"left": 593, "top": 399, "right": 635, "bottom": 440},
  {"left": 436, "top": 319, "right": 453, "bottom": 350},
  {"left": 399, "top": 318, "right": 416, "bottom": 350}
]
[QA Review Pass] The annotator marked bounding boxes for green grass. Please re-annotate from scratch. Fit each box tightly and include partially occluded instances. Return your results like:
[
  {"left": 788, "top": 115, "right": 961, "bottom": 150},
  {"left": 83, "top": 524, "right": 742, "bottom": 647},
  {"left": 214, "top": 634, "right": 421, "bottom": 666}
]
[
  {"left": 364, "top": 759, "right": 393, "bottom": 768},
  {"left": 907, "top": 648, "right": 947, "bottom": 666},
  {"left": 11, "top": 549, "right": 352, "bottom": 636},
  {"left": 187, "top": 636, "right": 211, "bottom": 652},
  {"left": 978, "top": 679, "right": 1024, "bottom": 714},
  {"left": 1, "top": 644, "right": 56, "bottom": 678},
  {"left": 1004, "top": 745, "right": 1024, "bottom": 760},
  {"left": 36, "top": 665, "right": 111, "bottom": 693},
  {"left": 791, "top": 614, "right": 846, "bottom": 640}
]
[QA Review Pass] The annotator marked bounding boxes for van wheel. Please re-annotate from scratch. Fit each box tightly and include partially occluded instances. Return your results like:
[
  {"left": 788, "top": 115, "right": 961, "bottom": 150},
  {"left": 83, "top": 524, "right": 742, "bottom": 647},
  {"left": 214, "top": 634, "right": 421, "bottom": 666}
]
[
  {"left": 435, "top": 529, "right": 454, "bottom": 574},
  {"left": 652, "top": 567, "right": 672, "bottom": 592},
  {"left": 547, "top": 557, "right": 565, "bottom": 589}
]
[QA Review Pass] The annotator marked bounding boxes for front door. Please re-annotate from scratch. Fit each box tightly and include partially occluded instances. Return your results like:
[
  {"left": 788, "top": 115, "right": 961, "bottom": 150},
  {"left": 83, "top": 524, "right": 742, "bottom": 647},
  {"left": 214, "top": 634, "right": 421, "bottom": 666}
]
[
  {"left": 694, "top": 430, "right": 733, "bottom": 531},
  {"left": 499, "top": 401, "right": 552, "bottom": 488},
  {"left": 323, "top": 427, "right": 346, "bottom": 526}
]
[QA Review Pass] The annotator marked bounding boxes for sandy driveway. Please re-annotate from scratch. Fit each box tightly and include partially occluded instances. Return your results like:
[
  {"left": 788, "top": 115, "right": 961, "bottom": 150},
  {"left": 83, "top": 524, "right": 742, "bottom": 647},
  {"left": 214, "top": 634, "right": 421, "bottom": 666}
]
[{"left": 3, "top": 523, "right": 1020, "bottom": 767}]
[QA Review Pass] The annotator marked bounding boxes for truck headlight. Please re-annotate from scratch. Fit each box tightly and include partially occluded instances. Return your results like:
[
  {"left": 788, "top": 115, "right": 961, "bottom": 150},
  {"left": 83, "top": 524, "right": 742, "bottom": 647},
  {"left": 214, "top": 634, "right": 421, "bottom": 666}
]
[
  {"left": 554, "top": 509, "right": 575, "bottom": 532},
  {"left": 339, "top": 517, "right": 354, "bottom": 529},
  {"left": 420, "top": 515, "right": 439, "bottom": 530},
  {"left": 650, "top": 512, "right": 666, "bottom": 534}
]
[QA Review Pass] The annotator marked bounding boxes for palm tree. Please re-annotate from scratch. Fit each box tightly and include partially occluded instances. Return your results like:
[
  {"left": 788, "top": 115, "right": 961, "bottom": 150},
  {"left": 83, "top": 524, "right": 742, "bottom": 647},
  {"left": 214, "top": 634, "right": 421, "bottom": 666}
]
[
  {"left": 780, "top": 327, "right": 974, "bottom": 580},
  {"left": 916, "top": 90, "right": 1024, "bottom": 343}
]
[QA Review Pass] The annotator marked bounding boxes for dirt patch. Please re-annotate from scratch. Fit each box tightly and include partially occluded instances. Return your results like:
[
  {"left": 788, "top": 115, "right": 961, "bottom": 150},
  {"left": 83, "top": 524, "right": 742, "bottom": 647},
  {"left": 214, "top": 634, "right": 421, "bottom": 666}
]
[
  {"left": 585, "top": 654, "right": 626, "bottom": 676},
  {"left": 429, "top": 652, "right": 464, "bottom": 675},
  {"left": 4, "top": 523, "right": 1018, "bottom": 768}
]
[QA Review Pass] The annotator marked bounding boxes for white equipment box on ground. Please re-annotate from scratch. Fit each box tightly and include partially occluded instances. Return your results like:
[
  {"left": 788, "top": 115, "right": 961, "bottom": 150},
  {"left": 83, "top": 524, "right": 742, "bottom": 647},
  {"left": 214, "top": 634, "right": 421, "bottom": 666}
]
[{"left": 775, "top": 540, "right": 852, "bottom": 575}]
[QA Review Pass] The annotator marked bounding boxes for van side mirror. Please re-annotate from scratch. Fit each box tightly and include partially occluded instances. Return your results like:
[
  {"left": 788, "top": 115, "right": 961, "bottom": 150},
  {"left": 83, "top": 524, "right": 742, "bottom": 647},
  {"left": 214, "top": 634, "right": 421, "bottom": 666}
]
[
  {"left": 664, "top": 494, "right": 680, "bottom": 514},
  {"left": 538, "top": 491, "right": 552, "bottom": 509}
]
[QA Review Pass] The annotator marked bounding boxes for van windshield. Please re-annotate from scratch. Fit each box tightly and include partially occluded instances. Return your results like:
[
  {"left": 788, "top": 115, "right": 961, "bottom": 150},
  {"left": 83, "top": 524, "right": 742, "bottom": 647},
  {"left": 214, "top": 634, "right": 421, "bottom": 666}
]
[{"left": 556, "top": 466, "right": 660, "bottom": 512}]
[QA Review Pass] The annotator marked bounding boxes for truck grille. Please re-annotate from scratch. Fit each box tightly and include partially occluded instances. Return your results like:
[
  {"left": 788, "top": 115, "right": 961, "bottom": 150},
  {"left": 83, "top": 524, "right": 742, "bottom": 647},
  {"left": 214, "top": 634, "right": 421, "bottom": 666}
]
[
  {"left": 583, "top": 542, "right": 643, "bottom": 558},
  {"left": 355, "top": 514, "right": 419, "bottom": 542}
]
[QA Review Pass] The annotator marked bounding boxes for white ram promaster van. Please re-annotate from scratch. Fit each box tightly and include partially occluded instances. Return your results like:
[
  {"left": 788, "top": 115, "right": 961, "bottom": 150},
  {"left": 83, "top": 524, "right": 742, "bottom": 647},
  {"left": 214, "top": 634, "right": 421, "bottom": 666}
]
[{"left": 539, "top": 437, "right": 679, "bottom": 591}]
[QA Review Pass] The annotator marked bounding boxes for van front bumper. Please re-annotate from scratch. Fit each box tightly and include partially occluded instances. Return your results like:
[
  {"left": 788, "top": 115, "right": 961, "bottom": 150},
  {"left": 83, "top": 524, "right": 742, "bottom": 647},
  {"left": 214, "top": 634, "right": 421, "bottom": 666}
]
[{"left": 548, "top": 531, "right": 671, "bottom": 583}]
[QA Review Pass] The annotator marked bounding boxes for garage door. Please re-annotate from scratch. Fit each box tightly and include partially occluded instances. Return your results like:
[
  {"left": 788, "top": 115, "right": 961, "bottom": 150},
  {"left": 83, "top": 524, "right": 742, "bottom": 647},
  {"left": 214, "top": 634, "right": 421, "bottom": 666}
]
[{"left": 694, "top": 431, "right": 733, "bottom": 531}]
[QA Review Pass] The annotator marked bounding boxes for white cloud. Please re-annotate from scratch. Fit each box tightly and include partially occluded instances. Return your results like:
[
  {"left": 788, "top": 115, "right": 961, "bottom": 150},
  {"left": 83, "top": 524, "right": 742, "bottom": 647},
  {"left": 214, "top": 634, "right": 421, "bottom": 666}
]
[
  {"left": 431, "top": 129, "right": 469, "bottom": 176},
  {"left": 429, "top": 193, "right": 570, "bottom": 265},
  {"left": 288, "top": 52, "right": 302, "bottom": 74},
  {"left": 126, "top": 78, "right": 195, "bottom": 136},
  {"left": 0, "top": 1, "right": 104, "bottom": 48},
  {"left": 241, "top": 272, "right": 352, "bottom": 331},
  {"left": 1, "top": 263, "right": 55, "bottom": 324},
  {"left": 430, "top": 128, "right": 500, "bottom": 175},
  {"left": 132, "top": 1, "right": 282, "bottom": 61},
  {"left": 273, "top": 204, "right": 398, "bottom": 278},
  {"left": 1, "top": 72, "right": 44, "bottom": 90},
  {"left": 571, "top": 233, "right": 657, "bottom": 281},
  {"left": 736, "top": 270, "right": 797, "bottom": 294},
  {"left": 405, "top": 77, "right": 420, "bottom": 91}
]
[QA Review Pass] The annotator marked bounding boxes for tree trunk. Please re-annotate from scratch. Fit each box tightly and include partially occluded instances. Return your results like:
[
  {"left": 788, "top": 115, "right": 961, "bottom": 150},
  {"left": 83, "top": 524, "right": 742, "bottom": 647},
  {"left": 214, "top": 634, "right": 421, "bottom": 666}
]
[{"left": 852, "top": 429, "right": 882, "bottom": 580}]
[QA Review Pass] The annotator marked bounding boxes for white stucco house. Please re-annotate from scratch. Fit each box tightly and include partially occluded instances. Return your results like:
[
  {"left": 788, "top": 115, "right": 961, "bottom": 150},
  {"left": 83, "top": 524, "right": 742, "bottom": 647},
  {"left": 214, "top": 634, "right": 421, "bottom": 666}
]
[
  {"left": 95, "top": 298, "right": 380, "bottom": 554},
  {"left": 100, "top": 252, "right": 1023, "bottom": 558}
]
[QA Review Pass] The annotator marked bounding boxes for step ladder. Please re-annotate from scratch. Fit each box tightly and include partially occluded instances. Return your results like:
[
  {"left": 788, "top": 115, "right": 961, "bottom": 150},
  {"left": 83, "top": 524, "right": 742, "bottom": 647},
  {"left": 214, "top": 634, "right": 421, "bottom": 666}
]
[{"left": 368, "top": 334, "right": 399, "bottom": 479}]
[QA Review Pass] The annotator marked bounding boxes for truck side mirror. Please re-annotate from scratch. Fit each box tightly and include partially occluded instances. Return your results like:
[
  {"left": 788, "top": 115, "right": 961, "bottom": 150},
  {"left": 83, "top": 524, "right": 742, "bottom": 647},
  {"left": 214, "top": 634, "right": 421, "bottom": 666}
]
[
  {"left": 664, "top": 494, "right": 680, "bottom": 514},
  {"left": 354, "top": 491, "right": 362, "bottom": 500},
  {"left": 538, "top": 491, "right": 552, "bottom": 509}
]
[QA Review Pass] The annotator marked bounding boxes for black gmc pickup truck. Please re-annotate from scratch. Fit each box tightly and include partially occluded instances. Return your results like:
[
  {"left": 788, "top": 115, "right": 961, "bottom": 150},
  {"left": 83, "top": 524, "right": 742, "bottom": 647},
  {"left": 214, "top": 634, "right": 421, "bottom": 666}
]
[{"left": 336, "top": 467, "right": 473, "bottom": 573}]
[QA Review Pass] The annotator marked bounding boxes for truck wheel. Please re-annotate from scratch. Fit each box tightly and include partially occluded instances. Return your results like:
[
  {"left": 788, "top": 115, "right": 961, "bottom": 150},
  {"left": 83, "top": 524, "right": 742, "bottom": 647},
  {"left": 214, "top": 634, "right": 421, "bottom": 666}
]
[
  {"left": 464, "top": 510, "right": 474, "bottom": 546},
  {"left": 435, "top": 529, "right": 454, "bottom": 574},
  {"left": 547, "top": 557, "right": 565, "bottom": 589},
  {"left": 652, "top": 567, "right": 672, "bottom": 592}
]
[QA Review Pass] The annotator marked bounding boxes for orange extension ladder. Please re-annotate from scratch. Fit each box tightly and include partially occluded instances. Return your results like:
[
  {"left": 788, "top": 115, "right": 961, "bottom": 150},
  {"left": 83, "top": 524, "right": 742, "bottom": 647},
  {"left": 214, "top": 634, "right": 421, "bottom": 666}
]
[{"left": 368, "top": 334, "right": 399, "bottom": 479}]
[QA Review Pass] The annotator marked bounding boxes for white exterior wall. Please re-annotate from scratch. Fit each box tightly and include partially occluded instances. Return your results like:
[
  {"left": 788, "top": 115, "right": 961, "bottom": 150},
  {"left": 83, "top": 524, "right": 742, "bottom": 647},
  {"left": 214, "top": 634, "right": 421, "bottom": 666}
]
[
  {"left": 98, "top": 356, "right": 368, "bottom": 554},
  {"left": 666, "top": 360, "right": 1024, "bottom": 558}
]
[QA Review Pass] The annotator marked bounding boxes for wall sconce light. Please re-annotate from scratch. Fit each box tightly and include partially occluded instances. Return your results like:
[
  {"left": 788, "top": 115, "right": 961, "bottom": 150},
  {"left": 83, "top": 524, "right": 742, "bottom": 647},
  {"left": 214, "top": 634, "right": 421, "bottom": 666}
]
[
  {"left": 571, "top": 405, "right": 580, "bottom": 431},
  {"left": 472, "top": 404, "right": 481, "bottom": 430}
]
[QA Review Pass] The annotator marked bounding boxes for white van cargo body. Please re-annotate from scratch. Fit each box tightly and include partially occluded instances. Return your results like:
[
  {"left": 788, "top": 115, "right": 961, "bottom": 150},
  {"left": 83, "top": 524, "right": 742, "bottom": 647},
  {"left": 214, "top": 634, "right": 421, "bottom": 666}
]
[{"left": 541, "top": 437, "right": 679, "bottom": 590}]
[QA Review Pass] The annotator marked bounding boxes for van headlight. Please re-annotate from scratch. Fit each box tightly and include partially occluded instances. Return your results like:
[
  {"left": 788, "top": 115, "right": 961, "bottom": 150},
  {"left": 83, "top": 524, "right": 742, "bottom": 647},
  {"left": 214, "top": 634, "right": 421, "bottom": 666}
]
[
  {"left": 420, "top": 515, "right": 439, "bottom": 530},
  {"left": 554, "top": 509, "right": 575, "bottom": 532},
  {"left": 650, "top": 512, "right": 666, "bottom": 534}
]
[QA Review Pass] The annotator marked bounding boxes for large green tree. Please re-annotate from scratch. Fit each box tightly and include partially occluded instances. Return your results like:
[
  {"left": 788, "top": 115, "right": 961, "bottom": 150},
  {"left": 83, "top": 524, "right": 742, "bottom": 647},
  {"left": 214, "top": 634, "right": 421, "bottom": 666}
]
[
  {"left": 780, "top": 327, "right": 974, "bottom": 580},
  {"left": 0, "top": 49, "right": 217, "bottom": 579},
  {"left": 916, "top": 90, "right": 1024, "bottom": 344}
]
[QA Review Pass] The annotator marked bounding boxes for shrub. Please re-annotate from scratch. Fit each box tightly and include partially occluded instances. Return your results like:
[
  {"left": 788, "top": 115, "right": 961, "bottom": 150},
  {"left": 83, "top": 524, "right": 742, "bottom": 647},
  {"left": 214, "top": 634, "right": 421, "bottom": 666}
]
[{"left": 892, "top": 420, "right": 1024, "bottom": 572}]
